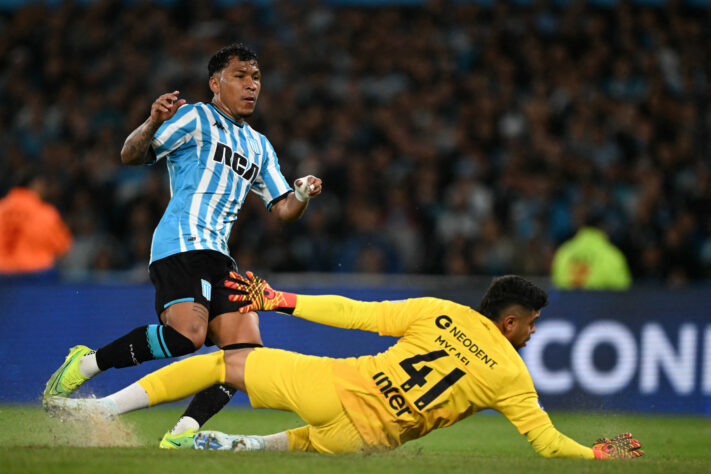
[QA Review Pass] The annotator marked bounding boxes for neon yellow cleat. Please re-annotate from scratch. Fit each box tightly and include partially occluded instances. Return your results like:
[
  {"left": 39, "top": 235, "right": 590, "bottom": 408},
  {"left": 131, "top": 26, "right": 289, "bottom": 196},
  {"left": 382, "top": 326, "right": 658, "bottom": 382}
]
[
  {"left": 160, "top": 428, "right": 198, "bottom": 449},
  {"left": 43, "top": 345, "right": 93, "bottom": 401}
]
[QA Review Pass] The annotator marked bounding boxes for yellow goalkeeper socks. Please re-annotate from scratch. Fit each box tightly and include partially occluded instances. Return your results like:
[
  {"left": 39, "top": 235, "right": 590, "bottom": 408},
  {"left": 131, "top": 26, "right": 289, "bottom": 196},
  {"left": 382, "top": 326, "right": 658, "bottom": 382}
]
[{"left": 137, "top": 351, "right": 226, "bottom": 406}]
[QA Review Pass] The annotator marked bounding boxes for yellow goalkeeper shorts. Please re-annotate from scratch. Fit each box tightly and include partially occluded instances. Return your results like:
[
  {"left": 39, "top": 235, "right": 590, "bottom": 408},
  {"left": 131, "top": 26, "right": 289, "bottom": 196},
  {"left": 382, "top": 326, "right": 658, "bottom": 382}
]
[{"left": 244, "top": 347, "right": 365, "bottom": 453}]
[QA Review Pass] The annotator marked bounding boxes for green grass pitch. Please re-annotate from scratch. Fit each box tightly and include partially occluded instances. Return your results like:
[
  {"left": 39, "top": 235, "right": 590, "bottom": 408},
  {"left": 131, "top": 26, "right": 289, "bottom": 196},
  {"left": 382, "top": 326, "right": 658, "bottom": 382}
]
[{"left": 1, "top": 405, "right": 709, "bottom": 474}]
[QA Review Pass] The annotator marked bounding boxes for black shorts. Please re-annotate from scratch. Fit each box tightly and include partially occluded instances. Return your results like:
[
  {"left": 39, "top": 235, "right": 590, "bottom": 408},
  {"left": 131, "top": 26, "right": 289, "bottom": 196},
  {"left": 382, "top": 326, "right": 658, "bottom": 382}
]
[{"left": 149, "top": 250, "right": 242, "bottom": 322}]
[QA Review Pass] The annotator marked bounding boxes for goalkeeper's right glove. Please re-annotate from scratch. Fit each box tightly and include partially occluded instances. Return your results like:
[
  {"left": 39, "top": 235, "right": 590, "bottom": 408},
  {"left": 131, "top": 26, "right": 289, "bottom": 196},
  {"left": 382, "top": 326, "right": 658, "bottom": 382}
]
[
  {"left": 592, "top": 432, "right": 644, "bottom": 459},
  {"left": 224, "top": 271, "right": 297, "bottom": 314}
]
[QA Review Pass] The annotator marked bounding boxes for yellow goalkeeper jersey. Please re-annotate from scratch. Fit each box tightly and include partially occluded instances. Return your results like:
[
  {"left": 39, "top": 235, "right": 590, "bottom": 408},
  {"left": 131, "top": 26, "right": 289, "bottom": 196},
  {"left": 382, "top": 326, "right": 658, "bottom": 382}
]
[{"left": 293, "top": 295, "right": 552, "bottom": 450}]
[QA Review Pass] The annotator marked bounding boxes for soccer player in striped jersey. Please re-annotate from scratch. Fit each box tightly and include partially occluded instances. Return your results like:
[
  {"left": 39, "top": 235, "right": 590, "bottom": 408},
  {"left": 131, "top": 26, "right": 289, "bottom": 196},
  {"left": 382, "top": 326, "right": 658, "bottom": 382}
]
[
  {"left": 48, "top": 273, "right": 642, "bottom": 459},
  {"left": 43, "top": 43, "right": 322, "bottom": 448}
]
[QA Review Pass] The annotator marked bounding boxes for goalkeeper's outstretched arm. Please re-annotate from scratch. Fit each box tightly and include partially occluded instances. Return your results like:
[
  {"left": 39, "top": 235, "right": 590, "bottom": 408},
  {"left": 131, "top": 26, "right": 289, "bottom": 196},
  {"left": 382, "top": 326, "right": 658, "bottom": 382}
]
[
  {"left": 525, "top": 424, "right": 643, "bottom": 459},
  {"left": 526, "top": 424, "right": 594, "bottom": 459},
  {"left": 225, "top": 271, "right": 381, "bottom": 332}
]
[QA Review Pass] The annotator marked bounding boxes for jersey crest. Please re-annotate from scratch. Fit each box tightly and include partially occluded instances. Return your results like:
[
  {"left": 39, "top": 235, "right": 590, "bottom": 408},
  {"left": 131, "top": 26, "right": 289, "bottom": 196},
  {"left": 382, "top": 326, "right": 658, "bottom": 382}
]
[{"left": 247, "top": 136, "right": 262, "bottom": 155}]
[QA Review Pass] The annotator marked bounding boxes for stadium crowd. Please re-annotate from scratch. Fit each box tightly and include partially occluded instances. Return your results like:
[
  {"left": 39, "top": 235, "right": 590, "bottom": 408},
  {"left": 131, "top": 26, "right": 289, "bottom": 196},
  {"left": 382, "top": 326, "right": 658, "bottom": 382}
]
[{"left": 1, "top": 0, "right": 709, "bottom": 285}]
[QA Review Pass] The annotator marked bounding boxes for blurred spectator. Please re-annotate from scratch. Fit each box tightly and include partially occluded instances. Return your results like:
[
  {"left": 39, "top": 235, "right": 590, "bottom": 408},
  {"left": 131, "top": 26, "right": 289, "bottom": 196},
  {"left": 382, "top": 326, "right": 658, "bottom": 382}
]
[
  {"left": 337, "top": 199, "right": 402, "bottom": 273},
  {"left": 0, "top": 0, "right": 709, "bottom": 286},
  {"left": 0, "top": 171, "right": 72, "bottom": 277},
  {"left": 551, "top": 214, "right": 632, "bottom": 290}
]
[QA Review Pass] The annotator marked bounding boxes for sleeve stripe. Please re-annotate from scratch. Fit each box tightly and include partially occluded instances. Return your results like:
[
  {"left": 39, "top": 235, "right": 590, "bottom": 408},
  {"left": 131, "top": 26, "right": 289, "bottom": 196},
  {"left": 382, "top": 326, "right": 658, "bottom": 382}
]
[
  {"left": 152, "top": 105, "right": 198, "bottom": 160},
  {"left": 250, "top": 133, "right": 291, "bottom": 208},
  {"left": 267, "top": 191, "right": 291, "bottom": 211}
]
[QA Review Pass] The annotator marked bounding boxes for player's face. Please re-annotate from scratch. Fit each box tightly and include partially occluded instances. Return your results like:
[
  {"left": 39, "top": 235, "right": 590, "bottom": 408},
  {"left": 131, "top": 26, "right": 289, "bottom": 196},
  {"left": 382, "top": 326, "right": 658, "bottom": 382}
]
[
  {"left": 508, "top": 310, "right": 540, "bottom": 351},
  {"left": 210, "top": 57, "right": 261, "bottom": 121}
]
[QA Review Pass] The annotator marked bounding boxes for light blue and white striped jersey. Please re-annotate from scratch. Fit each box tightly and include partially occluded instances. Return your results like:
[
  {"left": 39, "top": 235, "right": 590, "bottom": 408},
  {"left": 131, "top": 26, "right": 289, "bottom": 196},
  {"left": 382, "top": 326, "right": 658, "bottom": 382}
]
[{"left": 148, "top": 102, "right": 291, "bottom": 264}]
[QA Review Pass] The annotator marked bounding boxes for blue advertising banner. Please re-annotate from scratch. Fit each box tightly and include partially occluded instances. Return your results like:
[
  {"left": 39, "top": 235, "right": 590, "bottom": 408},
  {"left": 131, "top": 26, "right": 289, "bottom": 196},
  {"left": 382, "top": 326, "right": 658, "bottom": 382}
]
[
  {"left": 521, "top": 290, "right": 711, "bottom": 415},
  {"left": 1, "top": 279, "right": 709, "bottom": 415},
  {"left": 0, "top": 280, "right": 417, "bottom": 405}
]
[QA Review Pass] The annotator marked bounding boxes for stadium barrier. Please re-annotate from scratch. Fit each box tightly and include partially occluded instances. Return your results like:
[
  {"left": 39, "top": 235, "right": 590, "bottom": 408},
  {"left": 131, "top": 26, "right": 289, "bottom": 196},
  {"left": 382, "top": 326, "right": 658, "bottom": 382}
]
[{"left": 1, "top": 275, "right": 708, "bottom": 415}]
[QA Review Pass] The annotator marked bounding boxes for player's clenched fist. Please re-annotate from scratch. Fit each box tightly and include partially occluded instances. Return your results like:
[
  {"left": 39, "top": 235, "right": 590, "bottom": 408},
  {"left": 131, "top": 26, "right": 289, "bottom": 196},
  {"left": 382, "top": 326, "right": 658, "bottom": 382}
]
[
  {"left": 293, "top": 175, "right": 323, "bottom": 202},
  {"left": 225, "top": 271, "right": 296, "bottom": 314},
  {"left": 592, "top": 432, "right": 644, "bottom": 459},
  {"left": 151, "top": 90, "right": 187, "bottom": 124}
]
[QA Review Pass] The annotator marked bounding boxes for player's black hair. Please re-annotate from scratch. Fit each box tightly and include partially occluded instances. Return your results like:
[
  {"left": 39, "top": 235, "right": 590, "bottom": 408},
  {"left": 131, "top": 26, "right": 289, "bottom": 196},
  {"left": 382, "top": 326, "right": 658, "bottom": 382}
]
[
  {"left": 208, "top": 43, "right": 259, "bottom": 78},
  {"left": 478, "top": 275, "right": 548, "bottom": 321}
]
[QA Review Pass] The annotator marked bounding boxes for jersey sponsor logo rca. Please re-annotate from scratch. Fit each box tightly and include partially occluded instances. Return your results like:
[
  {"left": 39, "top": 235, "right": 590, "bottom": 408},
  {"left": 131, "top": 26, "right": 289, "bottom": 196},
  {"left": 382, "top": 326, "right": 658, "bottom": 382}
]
[
  {"left": 212, "top": 142, "right": 260, "bottom": 182},
  {"left": 434, "top": 315, "right": 498, "bottom": 369}
]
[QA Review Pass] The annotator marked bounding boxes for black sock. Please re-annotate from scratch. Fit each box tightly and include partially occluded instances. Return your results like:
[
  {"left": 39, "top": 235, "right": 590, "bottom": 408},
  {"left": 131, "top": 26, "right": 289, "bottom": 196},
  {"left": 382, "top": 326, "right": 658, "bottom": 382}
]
[
  {"left": 95, "top": 324, "right": 196, "bottom": 371},
  {"left": 182, "top": 384, "right": 237, "bottom": 426}
]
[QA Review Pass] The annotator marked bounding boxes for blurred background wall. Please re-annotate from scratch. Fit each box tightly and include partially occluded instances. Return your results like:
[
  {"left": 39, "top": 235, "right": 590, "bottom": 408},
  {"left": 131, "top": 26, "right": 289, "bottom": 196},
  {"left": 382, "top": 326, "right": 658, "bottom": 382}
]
[
  {"left": 1, "top": 0, "right": 710, "bottom": 285},
  {"left": 0, "top": 0, "right": 709, "bottom": 414}
]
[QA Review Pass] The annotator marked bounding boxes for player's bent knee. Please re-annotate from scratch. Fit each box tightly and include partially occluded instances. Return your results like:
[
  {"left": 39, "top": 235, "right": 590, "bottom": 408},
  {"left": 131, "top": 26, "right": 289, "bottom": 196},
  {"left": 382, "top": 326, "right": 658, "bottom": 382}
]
[
  {"left": 187, "top": 332, "right": 208, "bottom": 350},
  {"left": 161, "top": 302, "right": 210, "bottom": 348},
  {"left": 166, "top": 319, "right": 208, "bottom": 349},
  {"left": 161, "top": 325, "right": 201, "bottom": 356},
  {"left": 207, "top": 311, "right": 262, "bottom": 347}
]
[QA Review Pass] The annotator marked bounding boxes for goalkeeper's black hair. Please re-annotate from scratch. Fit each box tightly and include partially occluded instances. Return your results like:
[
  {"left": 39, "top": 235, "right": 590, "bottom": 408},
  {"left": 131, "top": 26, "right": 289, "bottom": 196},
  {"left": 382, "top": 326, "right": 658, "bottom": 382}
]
[
  {"left": 478, "top": 275, "right": 548, "bottom": 322},
  {"left": 208, "top": 43, "right": 259, "bottom": 78}
]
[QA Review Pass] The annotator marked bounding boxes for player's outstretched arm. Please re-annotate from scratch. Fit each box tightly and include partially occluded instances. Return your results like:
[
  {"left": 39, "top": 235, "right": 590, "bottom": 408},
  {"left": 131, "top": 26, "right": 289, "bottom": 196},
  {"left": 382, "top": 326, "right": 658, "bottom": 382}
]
[
  {"left": 525, "top": 425, "right": 643, "bottom": 459},
  {"left": 121, "top": 91, "right": 187, "bottom": 165},
  {"left": 526, "top": 424, "right": 595, "bottom": 459}
]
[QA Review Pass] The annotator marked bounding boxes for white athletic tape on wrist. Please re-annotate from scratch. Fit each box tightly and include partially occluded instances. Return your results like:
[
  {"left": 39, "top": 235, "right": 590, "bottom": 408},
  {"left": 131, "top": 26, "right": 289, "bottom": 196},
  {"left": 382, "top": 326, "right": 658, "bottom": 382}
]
[{"left": 294, "top": 175, "right": 314, "bottom": 202}]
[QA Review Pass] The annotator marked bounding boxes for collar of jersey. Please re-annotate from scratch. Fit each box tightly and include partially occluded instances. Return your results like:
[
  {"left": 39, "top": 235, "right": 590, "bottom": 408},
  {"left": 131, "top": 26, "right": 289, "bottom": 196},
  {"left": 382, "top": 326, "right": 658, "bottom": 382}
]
[{"left": 208, "top": 103, "right": 245, "bottom": 128}]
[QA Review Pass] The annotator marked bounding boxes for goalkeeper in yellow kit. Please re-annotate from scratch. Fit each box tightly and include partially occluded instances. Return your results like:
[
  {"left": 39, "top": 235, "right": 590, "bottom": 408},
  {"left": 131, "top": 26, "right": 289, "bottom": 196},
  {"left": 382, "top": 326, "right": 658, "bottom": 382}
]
[{"left": 47, "top": 272, "right": 642, "bottom": 459}]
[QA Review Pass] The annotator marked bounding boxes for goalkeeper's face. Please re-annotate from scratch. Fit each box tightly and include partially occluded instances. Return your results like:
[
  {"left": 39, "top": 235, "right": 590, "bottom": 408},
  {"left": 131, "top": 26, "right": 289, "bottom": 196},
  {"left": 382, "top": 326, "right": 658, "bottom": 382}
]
[{"left": 506, "top": 308, "right": 540, "bottom": 350}]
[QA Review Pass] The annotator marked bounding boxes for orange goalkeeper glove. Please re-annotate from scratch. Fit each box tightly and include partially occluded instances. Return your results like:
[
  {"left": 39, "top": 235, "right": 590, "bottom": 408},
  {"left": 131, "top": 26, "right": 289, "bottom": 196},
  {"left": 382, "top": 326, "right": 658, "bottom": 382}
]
[
  {"left": 592, "top": 433, "right": 644, "bottom": 459},
  {"left": 224, "top": 271, "right": 297, "bottom": 314}
]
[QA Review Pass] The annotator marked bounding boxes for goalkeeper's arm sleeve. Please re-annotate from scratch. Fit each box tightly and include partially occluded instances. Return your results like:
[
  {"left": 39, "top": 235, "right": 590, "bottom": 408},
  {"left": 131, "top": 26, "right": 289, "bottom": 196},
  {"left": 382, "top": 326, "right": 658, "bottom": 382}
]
[
  {"left": 525, "top": 424, "right": 595, "bottom": 459},
  {"left": 293, "top": 295, "right": 380, "bottom": 332}
]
